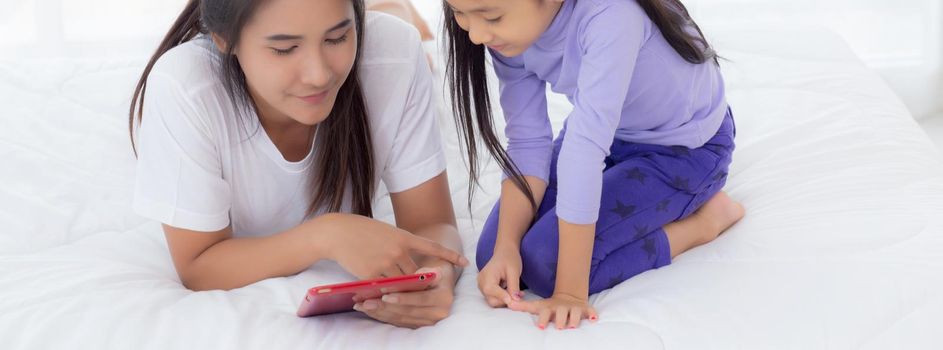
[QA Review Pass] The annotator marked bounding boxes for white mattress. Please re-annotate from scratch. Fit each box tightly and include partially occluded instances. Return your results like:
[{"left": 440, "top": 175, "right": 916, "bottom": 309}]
[{"left": 2, "top": 15, "right": 943, "bottom": 350}]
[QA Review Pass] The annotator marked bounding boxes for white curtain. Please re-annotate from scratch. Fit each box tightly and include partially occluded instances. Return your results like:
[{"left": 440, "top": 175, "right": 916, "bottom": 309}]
[{"left": 2, "top": 0, "right": 941, "bottom": 119}]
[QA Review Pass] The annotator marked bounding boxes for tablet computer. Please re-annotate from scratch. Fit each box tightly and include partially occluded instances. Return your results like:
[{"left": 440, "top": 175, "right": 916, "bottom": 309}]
[{"left": 296, "top": 272, "right": 437, "bottom": 317}]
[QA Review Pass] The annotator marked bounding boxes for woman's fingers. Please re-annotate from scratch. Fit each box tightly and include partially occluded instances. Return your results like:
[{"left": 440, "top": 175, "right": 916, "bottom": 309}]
[
  {"left": 405, "top": 236, "right": 468, "bottom": 267},
  {"left": 354, "top": 298, "right": 448, "bottom": 329},
  {"left": 380, "top": 266, "right": 403, "bottom": 279},
  {"left": 395, "top": 255, "right": 419, "bottom": 276}
]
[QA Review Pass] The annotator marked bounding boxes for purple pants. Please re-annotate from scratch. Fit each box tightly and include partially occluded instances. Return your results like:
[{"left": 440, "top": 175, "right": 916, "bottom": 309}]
[{"left": 476, "top": 110, "right": 736, "bottom": 298}]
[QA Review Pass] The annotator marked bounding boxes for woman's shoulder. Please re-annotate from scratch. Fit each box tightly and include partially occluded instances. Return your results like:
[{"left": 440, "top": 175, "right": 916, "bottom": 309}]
[
  {"left": 142, "top": 37, "right": 234, "bottom": 141},
  {"left": 148, "top": 37, "right": 221, "bottom": 92},
  {"left": 361, "top": 11, "right": 424, "bottom": 67}
]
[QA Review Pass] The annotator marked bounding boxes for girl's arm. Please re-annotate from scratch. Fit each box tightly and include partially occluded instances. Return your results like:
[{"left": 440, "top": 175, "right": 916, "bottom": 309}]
[
  {"left": 495, "top": 176, "right": 548, "bottom": 251},
  {"left": 553, "top": 220, "right": 595, "bottom": 299}
]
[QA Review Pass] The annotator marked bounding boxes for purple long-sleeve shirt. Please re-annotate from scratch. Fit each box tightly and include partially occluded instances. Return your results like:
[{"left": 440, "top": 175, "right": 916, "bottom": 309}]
[{"left": 491, "top": 0, "right": 728, "bottom": 224}]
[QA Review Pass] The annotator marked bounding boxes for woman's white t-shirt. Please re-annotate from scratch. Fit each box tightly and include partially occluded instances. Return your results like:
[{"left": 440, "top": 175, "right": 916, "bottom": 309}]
[{"left": 133, "top": 13, "right": 445, "bottom": 237}]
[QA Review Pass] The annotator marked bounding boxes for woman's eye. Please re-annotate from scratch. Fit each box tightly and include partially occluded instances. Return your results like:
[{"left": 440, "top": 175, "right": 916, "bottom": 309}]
[
  {"left": 485, "top": 16, "right": 502, "bottom": 23},
  {"left": 271, "top": 46, "right": 297, "bottom": 56},
  {"left": 326, "top": 34, "right": 348, "bottom": 45}
]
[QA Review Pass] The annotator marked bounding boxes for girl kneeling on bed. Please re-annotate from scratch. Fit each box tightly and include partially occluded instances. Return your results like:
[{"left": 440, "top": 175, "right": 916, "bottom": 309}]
[
  {"left": 129, "top": 0, "right": 468, "bottom": 329},
  {"left": 443, "top": 0, "right": 745, "bottom": 329}
]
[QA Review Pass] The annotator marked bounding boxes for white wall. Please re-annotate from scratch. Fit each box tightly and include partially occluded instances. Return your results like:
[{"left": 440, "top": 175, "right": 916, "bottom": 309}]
[
  {"left": 2, "top": 0, "right": 941, "bottom": 119},
  {"left": 685, "top": 0, "right": 943, "bottom": 120}
]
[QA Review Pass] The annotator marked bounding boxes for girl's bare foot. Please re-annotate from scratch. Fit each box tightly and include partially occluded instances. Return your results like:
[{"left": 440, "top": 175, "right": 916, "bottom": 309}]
[{"left": 665, "top": 191, "right": 745, "bottom": 257}]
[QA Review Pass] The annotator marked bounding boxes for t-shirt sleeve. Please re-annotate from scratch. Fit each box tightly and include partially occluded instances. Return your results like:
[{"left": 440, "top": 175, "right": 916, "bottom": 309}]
[
  {"left": 132, "top": 70, "right": 231, "bottom": 232},
  {"left": 380, "top": 38, "right": 447, "bottom": 193}
]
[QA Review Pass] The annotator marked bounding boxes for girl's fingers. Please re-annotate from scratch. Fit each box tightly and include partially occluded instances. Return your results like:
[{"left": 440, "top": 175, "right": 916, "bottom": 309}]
[
  {"left": 537, "top": 308, "right": 552, "bottom": 329},
  {"left": 507, "top": 299, "right": 538, "bottom": 314},
  {"left": 567, "top": 307, "right": 582, "bottom": 329},
  {"left": 486, "top": 296, "right": 503, "bottom": 308},
  {"left": 504, "top": 267, "right": 522, "bottom": 301},
  {"left": 482, "top": 283, "right": 510, "bottom": 307},
  {"left": 554, "top": 306, "right": 568, "bottom": 330},
  {"left": 587, "top": 307, "right": 599, "bottom": 323}
]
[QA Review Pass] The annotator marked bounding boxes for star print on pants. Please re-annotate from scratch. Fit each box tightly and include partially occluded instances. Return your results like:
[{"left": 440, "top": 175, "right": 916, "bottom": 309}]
[
  {"left": 656, "top": 199, "right": 670, "bottom": 212},
  {"left": 642, "top": 237, "right": 657, "bottom": 260},
  {"left": 633, "top": 225, "right": 650, "bottom": 241},
  {"left": 611, "top": 200, "right": 636, "bottom": 218},
  {"left": 624, "top": 167, "right": 647, "bottom": 184}
]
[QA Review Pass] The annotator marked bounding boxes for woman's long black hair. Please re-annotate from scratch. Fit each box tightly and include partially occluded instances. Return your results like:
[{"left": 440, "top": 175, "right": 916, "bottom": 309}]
[
  {"left": 444, "top": 0, "right": 717, "bottom": 211},
  {"left": 130, "top": 0, "right": 376, "bottom": 218}
]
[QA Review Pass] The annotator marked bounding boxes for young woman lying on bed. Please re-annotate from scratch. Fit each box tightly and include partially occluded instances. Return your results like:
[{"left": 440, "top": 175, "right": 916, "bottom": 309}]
[{"left": 129, "top": 0, "right": 466, "bottom": 329}]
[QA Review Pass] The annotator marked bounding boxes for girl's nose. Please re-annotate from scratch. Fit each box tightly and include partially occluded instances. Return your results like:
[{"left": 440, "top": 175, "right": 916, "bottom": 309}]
[{"left": 467, "top": 22, "right": 493, "bottom": 46}]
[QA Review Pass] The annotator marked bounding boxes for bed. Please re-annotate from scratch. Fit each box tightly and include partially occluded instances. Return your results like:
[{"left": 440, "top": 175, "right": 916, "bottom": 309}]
[{"left": 2, "top": 6, "right": 943, "bottom": 350}]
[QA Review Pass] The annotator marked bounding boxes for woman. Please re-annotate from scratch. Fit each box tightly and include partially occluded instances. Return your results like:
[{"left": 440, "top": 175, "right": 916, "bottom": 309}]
[{"left": 129, "top": 0, "right": 466, "bottom": 328}]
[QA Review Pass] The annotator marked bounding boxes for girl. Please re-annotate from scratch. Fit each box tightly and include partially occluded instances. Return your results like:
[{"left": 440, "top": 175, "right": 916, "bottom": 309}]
[
  {"left": 443, "top": 0, "right": 746, "bottom": 329},
  {"left": 129, "top": 0, "right": 468, "bottom": 329}
]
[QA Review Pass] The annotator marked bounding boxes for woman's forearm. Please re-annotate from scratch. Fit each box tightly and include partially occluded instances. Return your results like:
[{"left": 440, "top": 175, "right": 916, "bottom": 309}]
[
  {"left": 177, "top": 214, "right": 341, "bottom": 291},
  {"left": 412, "top": 223, "right": 465, "bottom": 280},
  {"left": 495, "top": 176, "right": 548, "bottom": 250}
]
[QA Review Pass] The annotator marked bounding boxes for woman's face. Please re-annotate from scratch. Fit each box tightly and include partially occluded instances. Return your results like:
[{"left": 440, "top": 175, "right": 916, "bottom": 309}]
[{"left": 220, "top": 0, "right": 357, "bottom": 127}]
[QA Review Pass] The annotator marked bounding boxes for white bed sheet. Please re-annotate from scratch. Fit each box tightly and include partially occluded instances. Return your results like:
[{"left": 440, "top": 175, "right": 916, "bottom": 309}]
[{"left": 2, "top": 17, "right": 943, "bottom": 350}]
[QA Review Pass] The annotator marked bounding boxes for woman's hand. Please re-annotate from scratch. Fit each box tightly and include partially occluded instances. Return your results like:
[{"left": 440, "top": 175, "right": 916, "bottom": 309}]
[
  {"left": 477, "top": 244, "right": 524, "bottom": 308},
  {"left": 353, "top": 265, "right": 458, "bottom": 329},
  {"left": 508, "top": 292, "right": 599, "bottom": 330},
  {"left": 315, "top": 214, "right": 468, "bottom": 279}
]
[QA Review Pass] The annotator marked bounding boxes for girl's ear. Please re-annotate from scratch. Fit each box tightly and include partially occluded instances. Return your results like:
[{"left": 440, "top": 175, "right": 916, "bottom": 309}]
[{"left": 210, "top": 33, "right": 230, "bottom": 53}]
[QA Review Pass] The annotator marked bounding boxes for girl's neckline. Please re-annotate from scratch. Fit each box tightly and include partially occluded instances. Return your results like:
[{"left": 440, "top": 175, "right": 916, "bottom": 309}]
[{"left": 533, "top": 0, "right": 576, "bottom": 51}]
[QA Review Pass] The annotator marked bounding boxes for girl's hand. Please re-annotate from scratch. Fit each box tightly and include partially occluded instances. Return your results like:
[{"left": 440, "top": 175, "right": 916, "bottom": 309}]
[
  {"left": 477, "top": 244, "right": 524, "bottom": 307},
  {"left": 508, "top": 292, "right": 599, "bottom": 330},
  {"left": 353, "top": 266, "right": 457, "bottom": 329},
  {"left": 316, "top": 214, "right": 468, "bottom": 279}
]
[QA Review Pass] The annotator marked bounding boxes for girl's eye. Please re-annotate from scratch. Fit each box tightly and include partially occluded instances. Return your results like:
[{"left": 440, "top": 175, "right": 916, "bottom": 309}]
[
  {"left": 326, "top": 34, "right": 348, "bottom": 45},
  {"left": 272, "top": 46, "right": 297, "bottom": 56},
  {"left": 485, "top": 16, "right": 502, "bottom": 23}
]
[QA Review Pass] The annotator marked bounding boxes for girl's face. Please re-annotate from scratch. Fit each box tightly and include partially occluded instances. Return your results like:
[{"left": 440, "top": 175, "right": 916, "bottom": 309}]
[
  {"left": 446, "top": 0, "right": 563, "bottom": 57},
  {"left": 218, "top": 0, "right": 357, "bottom": 127}
]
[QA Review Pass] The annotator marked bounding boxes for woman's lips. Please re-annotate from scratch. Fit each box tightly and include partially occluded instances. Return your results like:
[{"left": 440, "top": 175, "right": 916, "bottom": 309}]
[{"left": 299, "top": 91, "right": 328, "bottom": 104}]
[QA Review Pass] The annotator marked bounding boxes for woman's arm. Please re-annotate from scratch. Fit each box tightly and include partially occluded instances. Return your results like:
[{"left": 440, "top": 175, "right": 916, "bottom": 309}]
[
  {"left": 163, "top": 215, "right": 334, "bottom": 291},
  {"left": 389, "top": 172, "right": 463, "bottom": 274},
  {"left": 352, "top": 171, "right": 471, "bottom": 328},
  {"left": 164, "top": 211, "right": 467, "bottom": 292}
]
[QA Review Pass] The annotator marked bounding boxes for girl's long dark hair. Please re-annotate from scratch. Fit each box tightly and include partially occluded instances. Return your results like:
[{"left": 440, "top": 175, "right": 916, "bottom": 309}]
[
  {"left": 444, "top": 0, "right": 716, "bottom": 211},
  {"left": 130, "top": 0, "right": 375, "bottom": 218}
]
